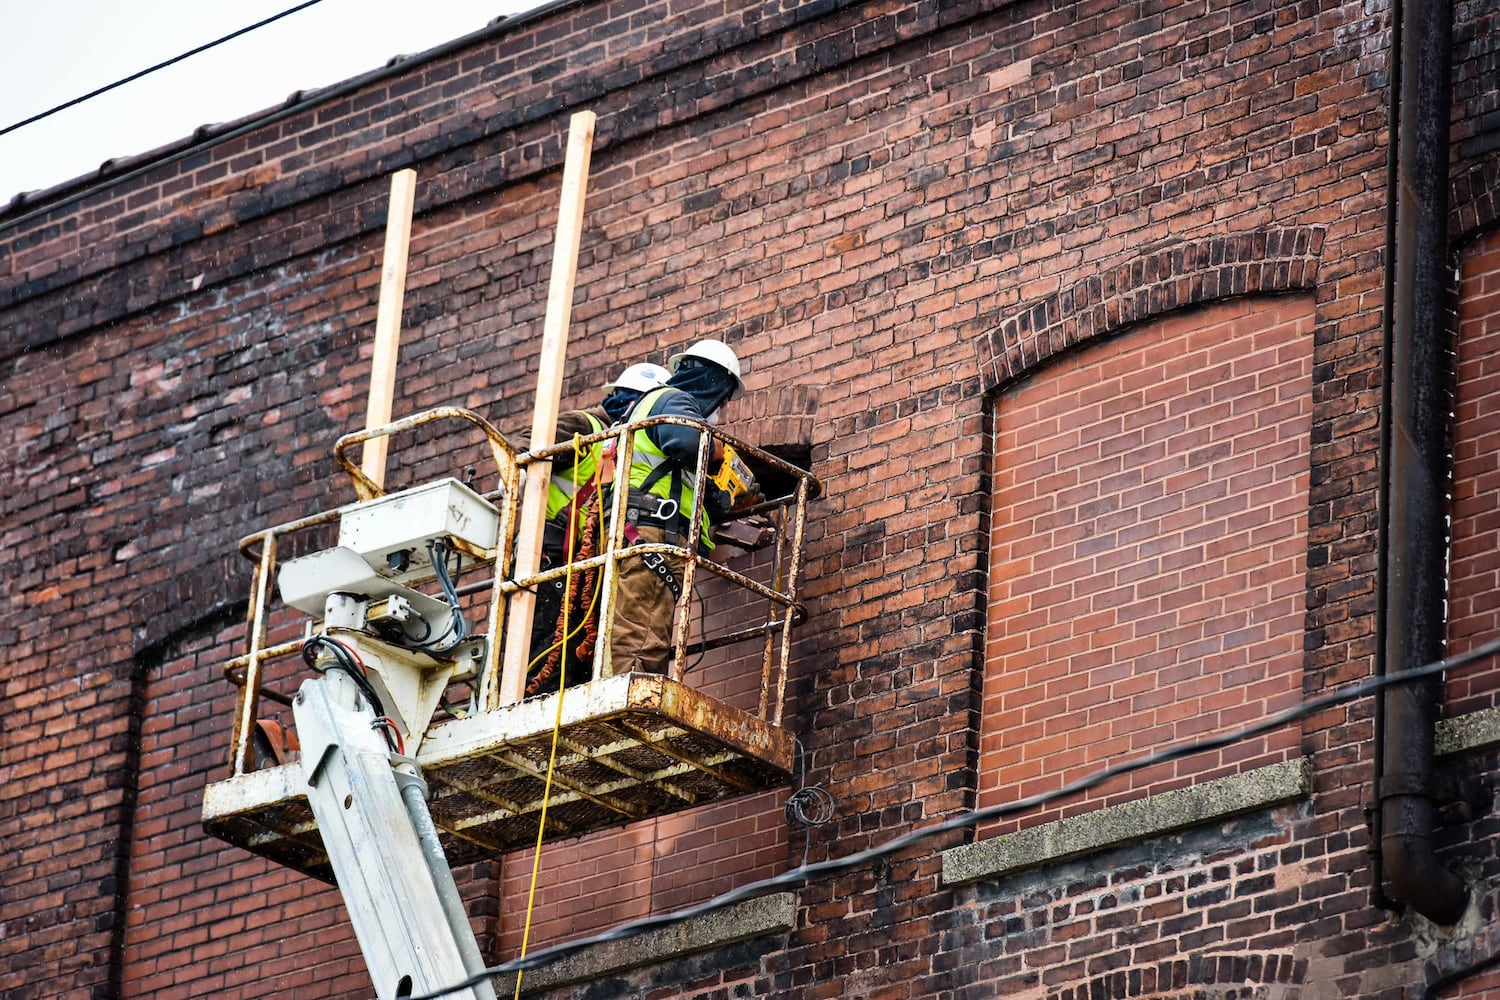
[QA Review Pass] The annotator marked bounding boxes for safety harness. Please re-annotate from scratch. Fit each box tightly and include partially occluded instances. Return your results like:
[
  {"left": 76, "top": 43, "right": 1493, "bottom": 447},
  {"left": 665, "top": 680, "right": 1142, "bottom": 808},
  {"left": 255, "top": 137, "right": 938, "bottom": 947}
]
[
  {"left": 545, "top": 411, "right": 607, "bottom": 526},
  {"left": 527, "top": 428, "right": 609, "bottom": 697},
  {"left": 619, "top": 387, "right": 715, "bottom": 601},
  {"left": 621, "top": 462, "right": 685, "bottom": 603},
  {"left": 620, "top": 387, "right": 714, "bottom": 546}
]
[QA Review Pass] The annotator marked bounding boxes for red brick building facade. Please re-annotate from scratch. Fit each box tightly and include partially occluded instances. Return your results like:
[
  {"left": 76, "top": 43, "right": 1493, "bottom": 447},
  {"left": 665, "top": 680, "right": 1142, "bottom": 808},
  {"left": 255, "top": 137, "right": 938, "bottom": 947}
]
[{"left": 4, "top": 0, "right": 1500, "bottom": 996}]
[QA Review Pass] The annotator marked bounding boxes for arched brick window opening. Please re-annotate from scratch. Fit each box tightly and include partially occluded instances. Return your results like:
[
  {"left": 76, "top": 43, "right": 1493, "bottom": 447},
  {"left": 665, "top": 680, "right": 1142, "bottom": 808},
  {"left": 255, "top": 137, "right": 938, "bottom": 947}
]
[
  {"left": 980, "top": 297, "right": 1313, "bottom": 831},
  {"left": 1448, "top": 228, "right": 1500, "bottom": 716},
  {"left": 124, "top": 614, "right": 374, "bottom": 998}
]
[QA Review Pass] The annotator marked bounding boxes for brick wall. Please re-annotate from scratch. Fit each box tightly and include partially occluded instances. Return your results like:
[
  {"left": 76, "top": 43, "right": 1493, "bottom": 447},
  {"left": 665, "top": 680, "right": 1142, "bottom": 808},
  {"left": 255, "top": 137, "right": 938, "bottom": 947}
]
[
  {"left": 123, "top": 621, "right": 370, "bottom": 1000},
  {"left": 3, "top": 0, "right": 1500, "bottom": 996},
  {"left": 1450, "top": 229, "right": 1500, "bottom": 715},
  {"left": 1443, "top": 964, "right": 1500, "bottom": 999},
  {"left": 496, "top": 546, "right": 793, "bottom": 952}
]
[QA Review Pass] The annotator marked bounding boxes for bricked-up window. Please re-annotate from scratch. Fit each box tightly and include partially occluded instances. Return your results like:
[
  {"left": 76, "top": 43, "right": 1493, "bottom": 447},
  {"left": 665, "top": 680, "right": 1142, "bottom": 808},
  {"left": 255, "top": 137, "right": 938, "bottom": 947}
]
[
  {"left": 126, "top": 621, "right": 372, "bottom": 999},
  {"left": 1448, "top": 229, "right": 1500, "bottom": 717},
  {"left": 980, "top": 298, "right": 1314, "bottom": 830}
]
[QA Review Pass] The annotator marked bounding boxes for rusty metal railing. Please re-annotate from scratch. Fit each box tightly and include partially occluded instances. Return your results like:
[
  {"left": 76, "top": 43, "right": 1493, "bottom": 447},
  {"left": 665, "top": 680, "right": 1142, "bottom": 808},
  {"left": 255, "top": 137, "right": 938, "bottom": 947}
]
[
  {"left": 514, "top": 415, "right": 821, "bottom": 726},
  {"left": 223, "top": 407, "right": 518, "bottom": 776},
  {"left": 219, "top": 405, "right": 820, "bottom": 777}
]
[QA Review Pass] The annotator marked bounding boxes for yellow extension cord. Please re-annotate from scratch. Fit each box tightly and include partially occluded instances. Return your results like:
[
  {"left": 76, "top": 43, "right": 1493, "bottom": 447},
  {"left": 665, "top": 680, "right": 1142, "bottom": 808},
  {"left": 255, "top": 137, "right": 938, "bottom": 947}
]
[{"left": 514, "top": 433, "right": 606, "bottom": 997}]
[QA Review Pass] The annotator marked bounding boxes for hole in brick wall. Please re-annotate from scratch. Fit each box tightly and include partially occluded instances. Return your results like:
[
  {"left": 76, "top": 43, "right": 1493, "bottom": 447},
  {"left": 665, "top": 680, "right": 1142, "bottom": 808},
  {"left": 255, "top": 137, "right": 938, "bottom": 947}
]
[{"left": 747, "top": 444, "right": 813, "bottom": 500}]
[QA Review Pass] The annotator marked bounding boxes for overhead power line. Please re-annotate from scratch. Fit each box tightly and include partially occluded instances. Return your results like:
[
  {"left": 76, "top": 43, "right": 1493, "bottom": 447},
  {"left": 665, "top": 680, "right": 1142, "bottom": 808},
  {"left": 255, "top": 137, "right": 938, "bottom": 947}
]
[
  {"left": 0, "top": 0, "right": 331, "bottom": 140},
  {"left": 407, "top": 633, "right": 1500, "bottom": 1000}
]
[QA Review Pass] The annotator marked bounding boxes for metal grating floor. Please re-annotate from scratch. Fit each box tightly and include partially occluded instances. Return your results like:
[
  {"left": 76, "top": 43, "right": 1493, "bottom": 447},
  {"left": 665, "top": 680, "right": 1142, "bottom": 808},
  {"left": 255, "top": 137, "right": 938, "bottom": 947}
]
[{"left": 202, "top": 673, "right": 795, "bottom": 883}]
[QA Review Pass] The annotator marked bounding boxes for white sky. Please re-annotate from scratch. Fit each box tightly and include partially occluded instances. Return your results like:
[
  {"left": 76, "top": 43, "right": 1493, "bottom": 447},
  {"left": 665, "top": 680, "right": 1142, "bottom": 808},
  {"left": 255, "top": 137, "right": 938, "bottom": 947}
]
[{"left": 0, "top": 0, "right": 537, "bottom": 204}]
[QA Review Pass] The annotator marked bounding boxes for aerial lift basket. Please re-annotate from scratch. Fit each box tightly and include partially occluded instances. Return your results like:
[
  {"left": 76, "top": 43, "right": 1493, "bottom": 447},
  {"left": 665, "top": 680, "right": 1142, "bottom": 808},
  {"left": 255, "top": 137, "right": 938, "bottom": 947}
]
[{"left": 202, "top": 406, "right": 821, "bottom": 883}]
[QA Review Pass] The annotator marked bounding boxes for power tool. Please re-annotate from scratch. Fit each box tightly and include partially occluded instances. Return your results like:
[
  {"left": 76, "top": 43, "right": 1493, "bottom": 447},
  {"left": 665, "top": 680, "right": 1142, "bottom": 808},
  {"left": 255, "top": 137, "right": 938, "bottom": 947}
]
[{"left": 707, "top": 444, "right": 760, "bottom": 512}]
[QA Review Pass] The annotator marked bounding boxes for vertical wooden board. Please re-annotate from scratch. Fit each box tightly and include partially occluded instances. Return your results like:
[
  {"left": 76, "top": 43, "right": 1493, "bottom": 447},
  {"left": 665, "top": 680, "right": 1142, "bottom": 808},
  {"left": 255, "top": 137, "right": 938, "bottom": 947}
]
[
  {"left": 497, "top": 111, "right": 598, "bottom": 706},
  {"left": 361, "top": 168, "right": 418, "bottom": 490}
]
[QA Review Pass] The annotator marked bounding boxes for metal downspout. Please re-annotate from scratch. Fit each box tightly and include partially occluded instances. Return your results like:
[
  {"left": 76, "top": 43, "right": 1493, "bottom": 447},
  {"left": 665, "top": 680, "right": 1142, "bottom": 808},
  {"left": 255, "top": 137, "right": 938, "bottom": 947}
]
[
  {"left": 395, "top": 764, "right": 499, "bottom": 1000},
  {"left": 1377, "top": 0, "right": 1467, "bottom": 925}
]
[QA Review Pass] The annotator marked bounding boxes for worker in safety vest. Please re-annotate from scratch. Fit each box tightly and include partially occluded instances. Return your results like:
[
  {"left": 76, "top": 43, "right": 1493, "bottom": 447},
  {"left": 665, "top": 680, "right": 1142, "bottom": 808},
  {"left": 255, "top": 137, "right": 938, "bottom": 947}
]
[
  {"left": 610, "top": 339, "right": 757, "bottom": 675},
  {"left": 528, "top": 361, "right": 671, "bottom": 694}
]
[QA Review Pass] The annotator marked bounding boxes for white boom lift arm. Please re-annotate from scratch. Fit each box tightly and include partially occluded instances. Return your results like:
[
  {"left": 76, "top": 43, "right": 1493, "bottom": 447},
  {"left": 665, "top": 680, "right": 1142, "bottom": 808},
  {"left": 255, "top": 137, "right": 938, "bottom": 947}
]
[{"left": 294, "top": 669, "right": 495, "bottom": 1000}]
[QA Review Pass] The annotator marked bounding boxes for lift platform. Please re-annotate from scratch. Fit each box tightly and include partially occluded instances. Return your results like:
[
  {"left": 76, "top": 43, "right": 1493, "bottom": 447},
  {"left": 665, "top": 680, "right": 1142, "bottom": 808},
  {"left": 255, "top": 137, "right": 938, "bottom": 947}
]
[{"left": 201, "top": 406, "right": 821, "bottom": 884}]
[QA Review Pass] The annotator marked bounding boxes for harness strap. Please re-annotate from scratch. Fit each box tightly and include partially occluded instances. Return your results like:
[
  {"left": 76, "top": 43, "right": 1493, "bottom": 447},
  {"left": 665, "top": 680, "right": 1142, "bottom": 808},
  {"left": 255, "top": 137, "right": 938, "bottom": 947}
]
[
  {"left": 620, "top": 521, "right": 684, "bottom": 601},
  {"left": 632, "top": 391, "right": 689, "bottom": 513},
  {"left": 638, "top": 456, "right": 673, "bottom": 496},
  {"left": 639, "top": 549, "right": 683, "bottom": 601}
]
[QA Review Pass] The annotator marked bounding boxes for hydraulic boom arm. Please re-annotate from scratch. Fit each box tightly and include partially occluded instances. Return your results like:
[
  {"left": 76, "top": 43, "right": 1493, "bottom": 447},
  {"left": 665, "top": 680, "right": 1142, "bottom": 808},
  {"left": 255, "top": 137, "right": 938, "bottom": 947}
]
[{"left": 294, "top": 663, "right": 496, "bottom": 1000}]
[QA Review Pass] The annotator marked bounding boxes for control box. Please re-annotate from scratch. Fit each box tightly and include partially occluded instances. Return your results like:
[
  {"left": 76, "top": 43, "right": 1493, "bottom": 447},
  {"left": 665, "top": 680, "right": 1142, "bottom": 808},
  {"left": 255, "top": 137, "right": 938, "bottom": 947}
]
[{"left": 338, "top": 477, "right": 500, "bottom": 584}]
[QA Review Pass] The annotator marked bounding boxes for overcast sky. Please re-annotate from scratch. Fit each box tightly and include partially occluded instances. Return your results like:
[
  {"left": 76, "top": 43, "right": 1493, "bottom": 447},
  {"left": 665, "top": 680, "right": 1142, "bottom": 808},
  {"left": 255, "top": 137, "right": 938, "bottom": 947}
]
[{"left": 0, "top": 0, "right": 536, "bottom": 205}]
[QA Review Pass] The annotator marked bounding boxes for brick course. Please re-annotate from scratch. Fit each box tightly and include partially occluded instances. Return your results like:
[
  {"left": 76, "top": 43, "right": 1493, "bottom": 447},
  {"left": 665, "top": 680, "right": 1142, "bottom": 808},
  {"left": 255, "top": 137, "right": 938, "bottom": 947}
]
[
  {"left": 2, "top": 0, "right": 1500, "bottom": 997},
  {"left": 1451, "top": 233, "right": 1500, "bottom": 715}
]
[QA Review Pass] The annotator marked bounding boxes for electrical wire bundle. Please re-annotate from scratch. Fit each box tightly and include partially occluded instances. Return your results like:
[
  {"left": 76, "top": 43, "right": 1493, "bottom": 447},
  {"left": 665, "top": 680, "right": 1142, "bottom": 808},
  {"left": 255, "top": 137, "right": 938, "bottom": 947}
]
[
  {"left": 418, "top": 538, "right": 468, "bottom": 655},
  {"left": 301, "top": 634, "right": 404, "bottom": 754},
  {"left": 785, "top": 738, "right": 836, "bottom": 868}
]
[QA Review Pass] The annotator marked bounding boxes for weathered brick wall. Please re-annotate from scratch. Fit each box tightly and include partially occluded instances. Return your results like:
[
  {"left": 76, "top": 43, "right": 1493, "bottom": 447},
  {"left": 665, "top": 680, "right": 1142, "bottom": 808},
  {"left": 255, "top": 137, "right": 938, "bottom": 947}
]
[
  {"left": 497, "top": 542, "right": 796, "bottom": 951},
  {"left": 1451, "top": 230, "right": 1500, "bottom": 715},
  {"left": 125, "top": 620, "right": 368, "bottom": 999},
  {"left": 1443, "top": 963, "right": 1500, "bottom": 999},
  {"left": 3, "top": 0, "right": 1500, "bottom": 997}
]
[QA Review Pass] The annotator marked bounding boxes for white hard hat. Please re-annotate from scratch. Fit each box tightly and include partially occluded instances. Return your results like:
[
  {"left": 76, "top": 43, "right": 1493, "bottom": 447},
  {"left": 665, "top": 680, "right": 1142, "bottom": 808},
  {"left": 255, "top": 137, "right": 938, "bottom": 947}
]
[
  {"left": 605, "top": 362, "right": 671, "bottom": 394},
  {"left": 668, "top": 339, "right": 745, "bottom": 399}
]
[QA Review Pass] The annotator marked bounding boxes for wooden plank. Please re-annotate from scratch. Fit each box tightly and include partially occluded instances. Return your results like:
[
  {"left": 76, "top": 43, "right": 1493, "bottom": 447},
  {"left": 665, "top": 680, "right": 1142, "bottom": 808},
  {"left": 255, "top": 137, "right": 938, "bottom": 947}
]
[
  {"left": 497, "top": 111, "right": 598, "bottom": 706},
  {"left": 360, "top": 168, "right": 418, "bottom": 490}
]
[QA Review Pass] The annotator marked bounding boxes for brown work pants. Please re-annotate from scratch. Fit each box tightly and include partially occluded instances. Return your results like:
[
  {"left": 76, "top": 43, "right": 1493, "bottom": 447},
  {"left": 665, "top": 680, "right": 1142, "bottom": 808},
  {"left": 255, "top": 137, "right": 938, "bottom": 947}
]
[{"left": 609, "top": 525, "right": 686, "bottom": 675}]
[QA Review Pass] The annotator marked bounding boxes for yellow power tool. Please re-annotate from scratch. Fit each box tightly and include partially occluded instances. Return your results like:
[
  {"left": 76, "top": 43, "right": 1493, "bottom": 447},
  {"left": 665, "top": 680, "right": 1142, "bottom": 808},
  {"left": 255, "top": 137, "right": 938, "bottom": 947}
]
[{"left": 707, "top": 444, "right": 760, "bottom": 511}]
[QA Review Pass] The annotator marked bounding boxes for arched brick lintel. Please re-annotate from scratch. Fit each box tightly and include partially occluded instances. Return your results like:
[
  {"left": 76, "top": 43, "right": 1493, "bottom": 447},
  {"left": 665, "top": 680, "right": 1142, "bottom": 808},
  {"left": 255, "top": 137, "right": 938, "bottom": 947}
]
[
  {"left": 976, "top": 227, "right": 1327, "bottom": 392},
  {"left": 1452, "top": 158, "right": 1500, "bottom": 250}
]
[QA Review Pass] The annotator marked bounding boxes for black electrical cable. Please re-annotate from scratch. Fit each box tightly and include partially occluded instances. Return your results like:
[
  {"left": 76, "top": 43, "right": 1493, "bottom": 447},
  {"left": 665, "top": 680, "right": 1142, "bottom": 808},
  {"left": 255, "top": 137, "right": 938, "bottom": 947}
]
[
  {"left": 402, "top": 632, "right": 1500, "bottom": 1000},
  {"left": 302, "top": 634, "right": 385, "bottom": 719},
  {"left": 0, "top": 0, "right": 332, "bottom": 140},
  {"left": 785, "top": 738, "right": 835, "bottom": 869},
  {"left": 399, "top": 607, "right": 435, "bottom": 646},
  {"left": 303, "top": 635, "right": 404, "bottom": 752},
  {"left": 420, "top": 539, "right": 468, "bottom": 654},
  {"left": 373, "top": 716, "right": 406, "bottom": 755}
]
